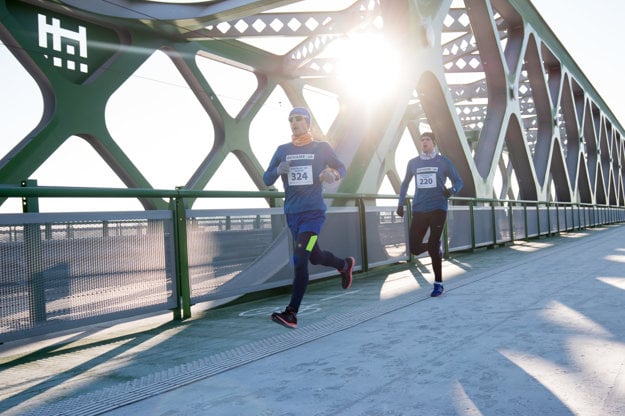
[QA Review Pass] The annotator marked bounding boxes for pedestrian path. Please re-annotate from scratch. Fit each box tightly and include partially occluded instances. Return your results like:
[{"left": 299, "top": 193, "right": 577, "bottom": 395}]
[{"left": 1, "top": 224, "right": 625, "bottom": 415}]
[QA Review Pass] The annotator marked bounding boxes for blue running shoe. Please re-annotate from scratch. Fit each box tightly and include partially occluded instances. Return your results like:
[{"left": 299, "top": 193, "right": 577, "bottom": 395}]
[{"left": 431, "top": 283, "right": 444, "bottom": 297}]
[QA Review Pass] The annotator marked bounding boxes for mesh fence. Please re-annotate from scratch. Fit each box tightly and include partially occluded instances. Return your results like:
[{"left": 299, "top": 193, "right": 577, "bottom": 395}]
[
  {"left": 1, "top": 204, "right": 622, "bottom": 342},
  {"left": 0, "top": 211, "right": 177, "bottom": 341}
]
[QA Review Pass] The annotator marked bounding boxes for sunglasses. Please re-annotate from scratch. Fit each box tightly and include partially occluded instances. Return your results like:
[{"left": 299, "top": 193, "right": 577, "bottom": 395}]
[{"left": 288, "top": 115, "right": 306, "bottom": 123}]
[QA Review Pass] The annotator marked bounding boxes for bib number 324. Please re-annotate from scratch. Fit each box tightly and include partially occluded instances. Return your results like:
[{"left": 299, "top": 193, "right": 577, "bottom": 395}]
[{"left": 288, "top": 165, "right": 313, "bottom": 186}]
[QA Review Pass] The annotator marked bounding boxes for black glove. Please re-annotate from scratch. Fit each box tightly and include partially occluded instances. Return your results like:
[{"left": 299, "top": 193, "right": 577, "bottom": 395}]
[
  {"left": 396, "top": 205, "right": 404, "bottom": 217},
  {"left": 444, "top": 188, "right": 452, "bottom": 198}
]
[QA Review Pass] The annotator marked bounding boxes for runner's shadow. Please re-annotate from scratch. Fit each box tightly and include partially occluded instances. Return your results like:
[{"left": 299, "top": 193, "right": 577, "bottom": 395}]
[{"left": 0, "top": 319, "right": 184, "bottom": 413}]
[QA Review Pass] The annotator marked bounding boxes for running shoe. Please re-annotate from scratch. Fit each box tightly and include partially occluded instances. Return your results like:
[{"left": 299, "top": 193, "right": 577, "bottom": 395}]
[
  {"left": 431, "top": 283, "right": 444, "bottom": 297},
  {"left": 271, "top": 306, "right": 297, "bottom": 329},
  {"left": 340, "top": 257, "right": 354, "bottom": 289}
]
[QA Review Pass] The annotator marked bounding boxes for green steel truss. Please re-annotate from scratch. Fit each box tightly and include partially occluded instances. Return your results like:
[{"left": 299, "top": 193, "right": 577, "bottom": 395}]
[{"left": 0, "top": 0, "right": 623, "bottom": 209}]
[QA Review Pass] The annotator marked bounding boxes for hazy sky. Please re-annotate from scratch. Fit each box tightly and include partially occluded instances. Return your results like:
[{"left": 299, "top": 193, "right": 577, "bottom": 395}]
[{"left": 530, "top": 0, "right": 625, "bottom": 126}]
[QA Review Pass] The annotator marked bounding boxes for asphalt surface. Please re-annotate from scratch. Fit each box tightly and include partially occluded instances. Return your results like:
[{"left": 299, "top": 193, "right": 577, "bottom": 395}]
[{"left": 1, "top": 224, "right": 625, "bottom": 415}]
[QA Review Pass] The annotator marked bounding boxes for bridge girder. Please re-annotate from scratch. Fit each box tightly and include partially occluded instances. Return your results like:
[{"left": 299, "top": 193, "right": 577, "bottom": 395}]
[{"left": 0, "top": 0, "right": 623, "bottom": 210}]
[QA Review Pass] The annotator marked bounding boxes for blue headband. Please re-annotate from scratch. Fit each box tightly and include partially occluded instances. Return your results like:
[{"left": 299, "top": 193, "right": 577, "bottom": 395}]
[{"left": 289, "top": 107, "right": 311, "bottom": 125}]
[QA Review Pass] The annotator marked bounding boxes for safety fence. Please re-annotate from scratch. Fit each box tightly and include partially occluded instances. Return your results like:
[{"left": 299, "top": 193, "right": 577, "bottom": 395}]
[{"left": 1, "top": 185, "right": 624, "bottom": 342}]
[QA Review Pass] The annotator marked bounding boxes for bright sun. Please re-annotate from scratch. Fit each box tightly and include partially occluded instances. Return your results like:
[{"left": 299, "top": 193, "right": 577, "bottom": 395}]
[{"left": 335, "top": 33, "right": 401, "bottom": 105}]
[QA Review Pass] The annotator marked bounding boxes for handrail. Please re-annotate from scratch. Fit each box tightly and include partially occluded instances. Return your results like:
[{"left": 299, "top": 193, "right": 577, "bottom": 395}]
[
  {"left": 0, "top": 184, "right": 395, "bottom": 202},
  {"left": 1, "top": 185, "right": 622, "bottom": 211}
]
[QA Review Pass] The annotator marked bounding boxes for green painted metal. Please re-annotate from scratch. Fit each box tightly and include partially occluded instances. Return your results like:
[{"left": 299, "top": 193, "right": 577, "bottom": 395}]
[
  {"left": 490, "top": 201, "right": 497, "bottom": 245},
  {"left": 0, "top": 0, "right": 624, "bottom": 215},
  {"left": 21, "top": 178, "right": 38, "bottom": 213},
  {"left": 356, "top": 198, "right": 369, "bottom": 272},
  {"left": 523, "top": 203, "right": 529, "bottom": 240},
  {"left": 469, "top": 201, "right": 476, "bottom": 250},
  {"left": 1, "top": 0, "right": 168, "bottom": 208},
  {"left": 172, "top": 195, "right": 191, "bottom": 320},
  {"left": 535, "top": 203, "right": 540, "bottom": 237},
  {"left": 21, "top": 179, "right": 46, "bottom": 322}
]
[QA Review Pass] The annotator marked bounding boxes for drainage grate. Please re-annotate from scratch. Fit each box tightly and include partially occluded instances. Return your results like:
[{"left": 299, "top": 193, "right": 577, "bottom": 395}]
[{"left": 24, "top": 290, "right": 433, "bottom": 416}]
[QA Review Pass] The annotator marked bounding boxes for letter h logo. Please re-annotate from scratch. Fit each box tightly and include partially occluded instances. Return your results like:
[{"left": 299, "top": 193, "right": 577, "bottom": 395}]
[{"left": 37, "top": 13, "right": 88, "bottom": 73}]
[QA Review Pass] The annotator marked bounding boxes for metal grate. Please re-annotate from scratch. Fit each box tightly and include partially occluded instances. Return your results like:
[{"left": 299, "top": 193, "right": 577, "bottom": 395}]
[{"left": 0, "top": 211, "right": 177, "bottom": 341}]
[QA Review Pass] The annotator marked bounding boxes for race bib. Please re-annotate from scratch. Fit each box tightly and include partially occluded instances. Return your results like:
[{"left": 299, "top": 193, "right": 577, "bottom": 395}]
[
  {"left": 417, "top": 167, "right": 438, "bottom": 189},
  {"left": 288, "top": 165, "right": 313, "bottom": 186}
]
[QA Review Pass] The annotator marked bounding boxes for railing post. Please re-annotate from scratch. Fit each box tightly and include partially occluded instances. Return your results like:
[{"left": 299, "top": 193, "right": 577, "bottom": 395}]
[
  {"left": 171, "top": 193, "right": 192, "bottom": 320},
  {"left": 406, "top": 198, "right": 413, "bottom": 262},
  {"left": 577, "top": 203, "right": 582, "bottom": 230},
  {"left": 21, "top": 179, "right": 46, "bottom": 324},
  {"left": 554, "top": 203, "right": 560, "bottom": 234},
  {"left": 490, "top": 200, "right": 496, "bottom": 247},
  {"left": 357, "top": 198, "right": 369, "bottom": 272},
  {"left": 546, "top": 202, "right": 551, "bottom": 236},
  {"left": 523, "top": 203, "right": 529, "bottom": 240},
  {"left": 469, "top": 200, "right": 475, "bottom": 251},
  {"left": 508, "top": 201, "right": 515, "bottom": 243},
  {"left": 535, "top": 202, "right": 541, "bottom": 238},
  {"left": 442, "top": 221, "right": 449, "bottom": 259}
]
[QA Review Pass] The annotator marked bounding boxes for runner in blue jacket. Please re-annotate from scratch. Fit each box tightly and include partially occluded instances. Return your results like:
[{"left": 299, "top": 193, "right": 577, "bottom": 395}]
[
  {"left": 263, "top": 107, "right": 354, "bottom": 328},
  {"left": 397, "top": 132, "right": 463, "bottom": 297}
]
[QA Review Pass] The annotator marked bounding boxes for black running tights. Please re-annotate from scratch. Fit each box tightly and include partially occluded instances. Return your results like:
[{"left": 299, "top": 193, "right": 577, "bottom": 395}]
[{"left": 409, "top": 210, "right": 447, "bottom": 283}]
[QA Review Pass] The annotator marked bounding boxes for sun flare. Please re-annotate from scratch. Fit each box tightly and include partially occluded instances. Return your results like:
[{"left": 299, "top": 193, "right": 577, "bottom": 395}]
[{"left": 335, "top": 33, "right": 401, "bottom": 104}]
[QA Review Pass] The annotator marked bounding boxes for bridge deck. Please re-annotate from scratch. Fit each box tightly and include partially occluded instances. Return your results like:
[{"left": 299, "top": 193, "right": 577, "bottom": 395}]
[{"left": 2, "top": 224, "right": 625, "bottom": 415}]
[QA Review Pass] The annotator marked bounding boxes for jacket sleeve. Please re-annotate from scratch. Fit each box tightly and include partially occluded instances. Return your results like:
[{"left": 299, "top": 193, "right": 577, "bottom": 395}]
[
  {"left": 263, "top": 149, "right": 282, "bottom": 186},
  {"left": 397, "top": 160, "right": 414, "bottom": 206},
  {"left": 322, "top": 142, "right": 347, "bottom": 178},
  {"left": 446, "top": 159, "right": 463, "bottom": 195}
]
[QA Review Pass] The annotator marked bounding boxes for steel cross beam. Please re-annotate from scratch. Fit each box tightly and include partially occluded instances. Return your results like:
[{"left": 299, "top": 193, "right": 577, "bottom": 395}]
[{"left": 0, "top": 0, "right": 623, "bottom": 211}]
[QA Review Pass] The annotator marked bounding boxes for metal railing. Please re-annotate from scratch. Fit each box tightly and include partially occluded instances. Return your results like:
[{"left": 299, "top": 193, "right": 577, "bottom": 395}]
[{"left": 1, "top": 185, "right": 624, "bottom": 342}]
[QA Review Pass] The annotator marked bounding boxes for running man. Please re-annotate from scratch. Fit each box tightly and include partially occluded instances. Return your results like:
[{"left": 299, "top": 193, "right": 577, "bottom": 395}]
[
  {"left": 263, "top": 107, "right": 355, "bottom": 328},
  {"left": 397, "top": 131, "right": 463, "bottom": 297}
]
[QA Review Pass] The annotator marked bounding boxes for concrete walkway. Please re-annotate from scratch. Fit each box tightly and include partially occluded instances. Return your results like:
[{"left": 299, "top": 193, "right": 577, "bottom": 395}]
[{"left": 1, "top": 224, "right": 625, "bottom": 415}]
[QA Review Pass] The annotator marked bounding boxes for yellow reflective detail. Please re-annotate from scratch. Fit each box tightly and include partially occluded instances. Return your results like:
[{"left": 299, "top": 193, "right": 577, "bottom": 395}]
[{"left": 306, "top": 235, "right": 318, "bottom": 252}]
